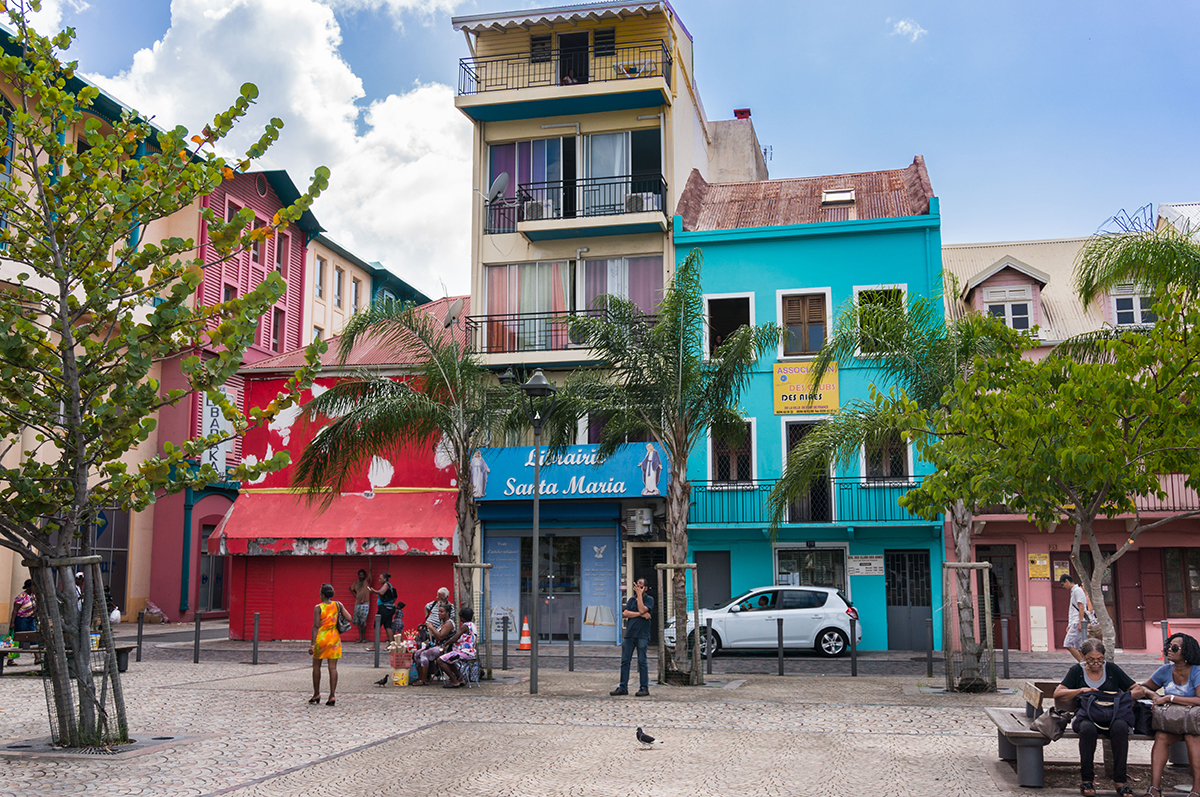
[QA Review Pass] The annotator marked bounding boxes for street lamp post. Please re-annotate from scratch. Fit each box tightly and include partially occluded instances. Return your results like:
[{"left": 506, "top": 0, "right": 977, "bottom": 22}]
[{"left": 507, "top": 368, "right": 557, "bottom": 695}]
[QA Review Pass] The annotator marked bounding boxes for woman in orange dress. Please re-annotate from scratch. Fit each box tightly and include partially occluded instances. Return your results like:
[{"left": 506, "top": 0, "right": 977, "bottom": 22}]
[{"left": 310, "top": 583, "right": 351, "bottom": 706}]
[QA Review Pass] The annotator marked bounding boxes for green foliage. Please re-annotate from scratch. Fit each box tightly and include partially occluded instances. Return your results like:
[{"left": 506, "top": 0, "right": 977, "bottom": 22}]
[
  {"left": 1075, "top": 224, "right": 1200, "bottom": 308},
  {"left": 0, "top": 8, "right": 329, "bottom": 560}
]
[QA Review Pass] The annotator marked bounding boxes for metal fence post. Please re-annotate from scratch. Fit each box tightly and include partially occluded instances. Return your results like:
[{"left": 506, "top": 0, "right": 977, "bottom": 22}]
[
  {"left": 502, "top": 616, "right": 509, "bottom": 670},
  {"left": 1163, "top": 622, "right": 1171, "bottom": 662},
  {"left": 926, "top": 618, "right": 934, "bottom": 678},
  {"left": 568, "top": 616, "right": 575, "bottom": 672},
  {"left": 1001, "top": 617, "right": 1010, "bottom": 680},
  {"left": 193, "top": 612, "right": 202, "bottom": 664},
  {"left": 374, "top": 615, "right": 381, "bottom": 669},
  {"left": 777, "top": 617, "right": 785, "bottom": 676},
  {"left": 850, "top": 617, "right": 858, "bottom": 677},
  {"left": 252, "top": 612, "right": 260, "bottom": 666},
  {"left": 136, "top": 610, "right": 144, "bottom": 663},
  {"left": 705, "top": 618, "right": 713, "bottom": 676}
]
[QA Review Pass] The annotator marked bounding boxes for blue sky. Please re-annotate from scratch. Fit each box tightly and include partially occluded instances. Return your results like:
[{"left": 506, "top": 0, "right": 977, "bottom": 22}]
[{"left": 44, "top": 0, "right": 1200, "bottom": 296}]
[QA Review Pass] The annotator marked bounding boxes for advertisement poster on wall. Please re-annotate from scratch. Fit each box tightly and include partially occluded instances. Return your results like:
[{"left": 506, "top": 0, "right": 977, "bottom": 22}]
[
  {"left": 773, "top": 362, "right": 839, "bottom": 414},
  {"left": 484, "top": 537, "right": 521, "bottom": 639},
  {"left": 580, "top": 534, "right": 617, "bottom": 643}
]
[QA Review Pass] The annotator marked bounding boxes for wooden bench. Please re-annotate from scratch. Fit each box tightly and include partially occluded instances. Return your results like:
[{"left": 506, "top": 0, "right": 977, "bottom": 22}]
[{"left": 0, "top": 639, "right": 136, "bottom": 676}]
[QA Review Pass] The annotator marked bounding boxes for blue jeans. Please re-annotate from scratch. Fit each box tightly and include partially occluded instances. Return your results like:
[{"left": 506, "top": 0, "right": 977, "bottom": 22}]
[{"left": 619, "top": 635, "right": 649, "bottom": 690}]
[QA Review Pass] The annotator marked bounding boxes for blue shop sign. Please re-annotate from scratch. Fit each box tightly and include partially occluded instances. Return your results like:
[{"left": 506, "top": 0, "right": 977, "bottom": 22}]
[{"left": 471, "top": 443, "right": 668, "bottom": 501}]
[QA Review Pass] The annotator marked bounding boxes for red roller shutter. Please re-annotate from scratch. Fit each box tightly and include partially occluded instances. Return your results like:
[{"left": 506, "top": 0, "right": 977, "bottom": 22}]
[
  {"left": 244, "top": 557, "right": 275, "bottom": 641},
  {"left": 332, "top": 557, "right": 376, "bottom": 644}
]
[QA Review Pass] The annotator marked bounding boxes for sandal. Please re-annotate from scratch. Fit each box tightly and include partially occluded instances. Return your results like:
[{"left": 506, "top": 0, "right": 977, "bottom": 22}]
[
  {"left": 307, "top": 696, "right": 320, "bottom": 704},
  {"left": 1145, "top": 788, "right": 1162, "bottom": 797},
  {"left": 1079, "top": 783, "right": 1096, "bottom": 797},
  {"left": 1115, "top": 787, "right": 1134, "bottom": 797}
]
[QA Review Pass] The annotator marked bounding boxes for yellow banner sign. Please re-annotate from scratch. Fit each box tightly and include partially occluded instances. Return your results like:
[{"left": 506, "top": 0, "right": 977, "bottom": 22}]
[{"left": 773, "top": 362, "right": 839, "bottom": 414}]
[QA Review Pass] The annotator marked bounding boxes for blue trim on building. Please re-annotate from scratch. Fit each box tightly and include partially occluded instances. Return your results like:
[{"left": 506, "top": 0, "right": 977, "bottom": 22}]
[{"left": 459, "top": 89, "right": 667, "bottom": 122}]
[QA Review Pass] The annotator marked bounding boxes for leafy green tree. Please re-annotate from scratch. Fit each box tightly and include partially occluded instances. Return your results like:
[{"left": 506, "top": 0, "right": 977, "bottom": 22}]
[
  {"left": 765, "top": 292, "right": 1013, "bottom": 687},
  {"left": 291, "top": 300, "right": 523, "bottom": 606},
  {"left": 0, "top": 6, "right": 326, "bottom": 745},
  {"left": 894, "top": 291, "right": 1200, "bottom": 656},
  {"left": 552, "top": 249, "right": 779, "bottom": 677}
]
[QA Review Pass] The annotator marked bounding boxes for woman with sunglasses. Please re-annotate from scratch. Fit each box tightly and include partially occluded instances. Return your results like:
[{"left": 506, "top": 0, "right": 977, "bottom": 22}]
[
  {"left": 1054, "top": 638, "right": 1144, "bottom": 797},
  {"left": 1137, "top": 633, "right": 1200, "bottom": 797}
]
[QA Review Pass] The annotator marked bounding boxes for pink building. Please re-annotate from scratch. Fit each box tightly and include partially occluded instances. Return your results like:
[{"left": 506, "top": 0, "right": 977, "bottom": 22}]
[{"left": 941, "top": 237, "right": 1199, "bottom": 654}]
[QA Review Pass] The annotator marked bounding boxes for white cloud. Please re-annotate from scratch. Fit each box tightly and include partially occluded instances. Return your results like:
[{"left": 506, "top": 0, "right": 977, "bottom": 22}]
[
  {"left": 84, "top": 0, "right": 471, "bottom": 297},
  {"left": 889, "top": 18, "right": 927, "bottom": 43},
  {"left": 27, "top": 0, "right": 90, "bottom": 33},
  {"left": 322, "top": 0, "right": 459, "bottom": 25}
]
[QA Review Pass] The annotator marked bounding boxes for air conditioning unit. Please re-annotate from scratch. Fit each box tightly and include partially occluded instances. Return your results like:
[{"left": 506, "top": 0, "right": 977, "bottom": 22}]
[
  {"left": 625, "top": 192, "right": 659, "bottom": 213},
  {"left": 623, "top": 507, "right": 653, "bottom": 536},
  {"left": 523, "top": 199, "right": 554, "bottom": 221}
]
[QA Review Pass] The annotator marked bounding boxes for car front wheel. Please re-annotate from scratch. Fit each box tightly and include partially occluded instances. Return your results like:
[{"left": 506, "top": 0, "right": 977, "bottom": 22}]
[
  {"left": 815, "top": 628, "right": 848, "bottom": 657},
  {"left": 688, "top": 630, "right": 721, "bottom": 658}
]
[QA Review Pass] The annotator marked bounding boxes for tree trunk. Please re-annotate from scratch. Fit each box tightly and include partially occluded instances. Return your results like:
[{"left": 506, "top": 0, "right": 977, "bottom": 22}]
[
  {"left": 666, "top": 466, "right": 691, "bottom": 675},
  {"left": 456, "top": 483, "right": 476, "bottom": 608},
  {"left": 1071, "top": 520, "right": 1115, "bottom": 659},
  {"left": 31, "top": 562, "right": 78, "bottom": 746},
  {"left": 949, "top": 500, "right": 984, "bottom": 689}
]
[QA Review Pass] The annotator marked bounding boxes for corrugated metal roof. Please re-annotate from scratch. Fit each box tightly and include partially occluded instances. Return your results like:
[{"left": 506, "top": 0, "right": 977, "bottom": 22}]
[
  {"left": 452, "top": 2, "right": 680, "bottom": 35},
  {"left": 941, "top": 238, "right": 1104, "bottom": 342},
  {"left": 240, "top": 296, "right": 470, "bottom": 373},
  {"left": 676, "top": 156, "right": 934, "bottom": 232},
  {"left": 1159, "top": 202, "right": 1200, "bottom": 240}
]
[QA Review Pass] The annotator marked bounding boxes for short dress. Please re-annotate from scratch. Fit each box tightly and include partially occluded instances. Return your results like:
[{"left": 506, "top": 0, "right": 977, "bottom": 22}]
[{"left": 314, "top": 601, "right": 342, "bottom": 660}]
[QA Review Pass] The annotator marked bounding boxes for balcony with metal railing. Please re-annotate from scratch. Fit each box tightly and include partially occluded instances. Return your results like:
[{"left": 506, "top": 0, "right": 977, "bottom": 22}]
[
  {"left": 466, "top": 307, "right": 657, "bottom": 362},
  {"left": 975, "top": 472, "right": 1200, "bottom": 517},
  {"left": 487, "top": 174, "right": 667, "bottom": 240},
  {"left": 688, "top": 477, "right": 931, "bottom": 526},
  {"left": 456, "top": 40, "right": 673, "bottom": 121}
]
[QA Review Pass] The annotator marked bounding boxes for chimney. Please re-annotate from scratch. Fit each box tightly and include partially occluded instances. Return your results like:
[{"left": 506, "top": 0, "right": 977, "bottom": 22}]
[{"left": 733, "top": 108, "right": 751, "bottom": 120}]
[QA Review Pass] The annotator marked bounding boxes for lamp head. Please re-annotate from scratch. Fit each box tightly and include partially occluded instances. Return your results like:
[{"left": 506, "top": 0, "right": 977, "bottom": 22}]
[
  {"left": 498, "top": 367, "right": 517, "bottom": 386},
  {"left": 520, "top": 369, "right": 556, "bottom": 398}
]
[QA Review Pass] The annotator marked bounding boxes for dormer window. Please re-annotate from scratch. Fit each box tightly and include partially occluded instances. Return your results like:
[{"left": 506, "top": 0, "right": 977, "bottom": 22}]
[
  {"left": 821, "top": 188, "right": 855, "bottom": 206},
  {"left": 1112, "top": 285, "right": 1157, "bottom": 326},
  {"left": 983, "top": 286, "right": 1031, "bottom": 330}
]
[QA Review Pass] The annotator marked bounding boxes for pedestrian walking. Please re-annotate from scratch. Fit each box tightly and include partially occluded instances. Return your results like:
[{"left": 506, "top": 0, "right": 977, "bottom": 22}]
[
  {"left": 611, "top": 578, "right": 653, "bottom": 697},
  {"left": 349, "top": 569, "right": 371, "bottom": 643},
  {"left": 309, "top": 583, "right": 351, "bottom": 706},
  {"left": 1059, "top": 573, "right": 1093, "bottom": 661}
]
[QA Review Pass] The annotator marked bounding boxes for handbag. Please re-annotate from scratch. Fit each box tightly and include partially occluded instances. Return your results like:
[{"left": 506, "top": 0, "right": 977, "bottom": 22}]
[
  {"left": 1074, "top": 690, "right": 1136, "bottom": 732},
  {"left": 1032, "top": 707, "right": 1073, "bottom": 740},
  {"left": 335, "top": 602, "right": 351, "bottom": 634},
  {"left": 1134, "top": 700, "right": 1155, "bottom": 736},
  {"left": 1151, "top": 702, "right": 1200, "bottom": 735}
]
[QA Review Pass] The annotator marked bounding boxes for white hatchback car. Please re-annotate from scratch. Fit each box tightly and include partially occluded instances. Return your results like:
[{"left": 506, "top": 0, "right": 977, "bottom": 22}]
[{"left": 664, "top": 586, "right": 861, "bottom": 657}]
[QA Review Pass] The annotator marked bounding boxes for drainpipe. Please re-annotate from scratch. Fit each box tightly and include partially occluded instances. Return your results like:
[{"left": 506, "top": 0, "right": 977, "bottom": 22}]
[{"left": 180, "top": 485, "right": 195, "bottom": 615}]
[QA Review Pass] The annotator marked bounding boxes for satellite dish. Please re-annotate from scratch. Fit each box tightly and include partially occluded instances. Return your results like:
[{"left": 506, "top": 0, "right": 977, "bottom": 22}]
[
  {"left": 443, "top": 297, "right": 465, "bottom": 329},
  {"left": 486, "top": 172, "right": 509, "bottom": 203}
]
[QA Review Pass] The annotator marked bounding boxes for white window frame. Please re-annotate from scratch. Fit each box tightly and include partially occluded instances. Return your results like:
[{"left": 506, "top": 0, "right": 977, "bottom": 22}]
[
  {"left": 852, "top": 283, "right": 908, "bottom": 358},
  {"left": 771, "top": 542, "right": 851, "bottom": 597},
  {"left": 858, "top": 430, "right": 915, "bottom": 486},
  {"left": 315, "top": 256, "right": 326, "bottom": 301},
  {"left": 982, "top": 285, "right": 1033, "bottom": 330},
  {"left": 707, "top": 415, "right": 756, "bottom": 488},
  {"left": 703, "top": 291, "right": 755, "bottom": 359},
  {"left": 334, "top": 267, "right": 344, "bottom": 308},
  {"left": 776, "top": 287, "right": 833, "bottom": 360},
  {"left": 779, "top": 416, "right": 836, "bottom": 523},
  {"left": 1111, "top": 286, "right": 1156, "bottom": 326}
]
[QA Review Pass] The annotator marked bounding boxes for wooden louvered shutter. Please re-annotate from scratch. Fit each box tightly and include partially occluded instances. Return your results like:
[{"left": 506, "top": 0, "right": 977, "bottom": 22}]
[{"left": 783, "top": 294, "right": 825, "bottom": 355}]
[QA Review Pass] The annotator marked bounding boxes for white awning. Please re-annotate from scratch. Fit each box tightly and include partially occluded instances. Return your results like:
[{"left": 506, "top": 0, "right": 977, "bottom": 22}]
[{"left": 452, "top": 2, "right": 669, "bottom": 35}]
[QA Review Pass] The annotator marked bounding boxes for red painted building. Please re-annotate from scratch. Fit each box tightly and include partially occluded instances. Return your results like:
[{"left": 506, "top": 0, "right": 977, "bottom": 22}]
[{"left": 208, "top": 297, "right": 467, "bottom": 640}]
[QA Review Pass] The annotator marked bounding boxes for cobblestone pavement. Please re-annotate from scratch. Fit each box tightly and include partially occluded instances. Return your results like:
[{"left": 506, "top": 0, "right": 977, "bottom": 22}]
[{"left": 0, "top": 653, "right": 1163, "bottom": 797}]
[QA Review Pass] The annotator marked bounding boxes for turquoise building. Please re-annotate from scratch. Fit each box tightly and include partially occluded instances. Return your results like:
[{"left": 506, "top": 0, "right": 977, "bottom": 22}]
[{"left": 675, "top": 158, "right": 945, "bottom": 651}]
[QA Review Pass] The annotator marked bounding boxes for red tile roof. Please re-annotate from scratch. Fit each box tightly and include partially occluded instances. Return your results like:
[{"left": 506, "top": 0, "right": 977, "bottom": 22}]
[
  {"left": 240, "top": 295, "right": 470, "bottom": 373},
  {"left": 675, "top": 156, "right": 934, "bottom": 232}
]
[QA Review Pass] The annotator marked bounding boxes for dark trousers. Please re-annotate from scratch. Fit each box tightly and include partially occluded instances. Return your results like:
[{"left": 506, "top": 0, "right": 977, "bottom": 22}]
[
  {"left": 619, "top": 635, "right": 649, "bottom": 690},
  {"left": 1077, "top": 718, "right": 1130, "bottom": 783}
]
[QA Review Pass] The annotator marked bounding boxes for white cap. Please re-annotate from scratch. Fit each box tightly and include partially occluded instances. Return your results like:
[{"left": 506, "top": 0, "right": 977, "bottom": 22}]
[{"left": 75, "top": 572, "right": 84, "bottom": 578}]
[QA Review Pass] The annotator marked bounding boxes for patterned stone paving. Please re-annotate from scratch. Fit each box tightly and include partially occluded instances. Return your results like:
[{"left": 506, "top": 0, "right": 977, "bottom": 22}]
[{"left": 0, "top": 660, "right": 1151, "bottom": 796}]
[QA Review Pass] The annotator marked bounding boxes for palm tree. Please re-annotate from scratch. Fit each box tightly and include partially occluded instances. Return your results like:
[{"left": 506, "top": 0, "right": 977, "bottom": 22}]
[
  {"left": 765, "top": 290, "right": 1013, "bottom": 688},
  {"left": 1075, "top": 214, "right": 1200, "bottom": 307},
  {"left": 291, "top": 299, "right": 522, "bottom": 605},
  {"left": 551, "top": 248, "right": 779, "bottom": 677}
]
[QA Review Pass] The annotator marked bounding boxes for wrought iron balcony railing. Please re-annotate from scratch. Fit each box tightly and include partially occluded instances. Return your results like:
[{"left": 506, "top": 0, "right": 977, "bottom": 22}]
[
  {"left": 688, "top": 477, "right": 929, "bottom": 526},
  {"left": 467, "top": 308, "right": 656, "bottom": 355},
  {"left": 485, "top": 174, "right": 667, "bottom": 234},
  {"left": 458, "top": 40, "right": 672, "bottom": 96}
]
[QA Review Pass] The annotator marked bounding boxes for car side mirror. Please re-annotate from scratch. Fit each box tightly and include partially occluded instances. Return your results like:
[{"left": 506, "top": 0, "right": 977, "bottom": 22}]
[{"left": 729, "top": 604, "right": 741, "bottom": 613}]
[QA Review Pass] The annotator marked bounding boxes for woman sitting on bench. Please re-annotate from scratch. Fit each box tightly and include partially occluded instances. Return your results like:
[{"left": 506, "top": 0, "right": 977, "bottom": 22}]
[
  {"left": 1054, "top": 638, "right": 1144, "bottom": 797},
  {"left": 437, "top": 607, "right": 476, "bottom": 688},
  {"left": 1137, "top": 632, "right": 1200, "bottom": 797}
]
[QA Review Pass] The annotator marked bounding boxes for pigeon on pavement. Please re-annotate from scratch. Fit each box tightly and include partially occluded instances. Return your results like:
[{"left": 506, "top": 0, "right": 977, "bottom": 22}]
[
  {"left": 636, "top": 727, "right": 663, "bottom": 746},
  {"left": 375, "top": 675, "right": 389, "bottom": 686}
]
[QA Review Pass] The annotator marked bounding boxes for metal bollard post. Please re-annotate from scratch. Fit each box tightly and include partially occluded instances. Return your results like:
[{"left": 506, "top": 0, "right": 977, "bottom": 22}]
[
  {"left": 1163, "top": 622, "right": 1171, "bottom": 662},
  {"left": 777, "top": 617, "right": 785, "bottom": 676},
  {"left": 252, "top": 612, "right": 260, "bottom": 666},
  {"left": 502, "top": 616, "right": 509, "bottom": 671},
  {"left": 706, "top": 618, "right": 713, "bottom": 675},
  {"left": 568, "top": 617, "right": 575, "bottom": 672},
  {"left": 1001, "top": 617, "right": 1010, "bottom": 679},
  {"left": 136, "top": 610, "right": 144, "bottom": 663},
  {"left": 193, "top": 612, "right": 201, "bottom": 664},
  {"left": 374, "top": 615, "right": 381, "bottom": 669},
  {"left": 926, "top": 618, "right": 934, "bottom": 678},
  {"left": 850, "top": 618, "right": 858, "bottom": 677}
]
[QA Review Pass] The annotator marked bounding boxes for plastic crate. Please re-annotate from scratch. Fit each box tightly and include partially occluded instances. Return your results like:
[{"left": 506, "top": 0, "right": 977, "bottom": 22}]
[{"left": 389, "top": 649, "right": 412, "bottom": 670}]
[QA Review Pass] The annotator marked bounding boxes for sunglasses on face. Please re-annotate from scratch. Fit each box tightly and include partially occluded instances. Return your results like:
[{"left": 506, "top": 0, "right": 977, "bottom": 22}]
[{"left": 1167, "top": 644, "right": 1183, "bottom": 653}]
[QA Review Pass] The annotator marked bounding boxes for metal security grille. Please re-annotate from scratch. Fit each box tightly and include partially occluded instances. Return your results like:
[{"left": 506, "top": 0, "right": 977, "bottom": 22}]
[
  {"left": 885, "top": 551, "right": 931, "bottom": 607},
  {"left": 785, "top": 423, "right": 831, "bottom": 521}
]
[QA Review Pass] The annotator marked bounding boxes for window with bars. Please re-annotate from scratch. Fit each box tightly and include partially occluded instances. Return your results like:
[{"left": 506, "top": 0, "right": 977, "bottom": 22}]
[
  {"left": 713, "top": 422, "right": 752, "bottom": 483},
  {"left": 776, "top": 549, "right": 846, "bottom": 590},
  {"left": 857, "top": 288, "right": 903, "bottom": 353},
  {"left": 594, "top": 28, "right": 616, "bottom": 57},
  {"left": 530, "top": 34, "right": 552, "bottom": 63},
  {"left": 865, "top": 429, "right": 908, "bottom": 480},
  {"left": 1164, "top": 548, "right": 1200, "bottom": 617},
  {"left": 783, "top": 293, "right": 826, "bottom": 355}
]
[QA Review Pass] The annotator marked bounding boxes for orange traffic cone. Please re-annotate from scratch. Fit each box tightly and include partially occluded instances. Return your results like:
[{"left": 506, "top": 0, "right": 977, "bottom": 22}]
[{"left": 518, "top": 616, "right": 532, "bottom": 650}]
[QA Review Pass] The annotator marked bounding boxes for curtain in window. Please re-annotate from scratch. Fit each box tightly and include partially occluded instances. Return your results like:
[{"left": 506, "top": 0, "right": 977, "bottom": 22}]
[
  {"left": 485, "top": 265, "right": 515, "bottom": 352},
  {"left": 585, "top": 257, "right": 662, "bottom": 315},
  {"left": 517, "top": 261, "right": 571, "bottom": 350},
  {"left": 489, "top": 143, "right": 517, "bottom": 233},
  {"left": 585, "top": 132, "right": 628, "bottom": 215}
]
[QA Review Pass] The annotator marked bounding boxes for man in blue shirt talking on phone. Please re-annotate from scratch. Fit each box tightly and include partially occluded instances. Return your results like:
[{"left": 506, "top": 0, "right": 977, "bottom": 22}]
[{"left": 611, "top": 578, "right": 654, "bottom": 697}]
